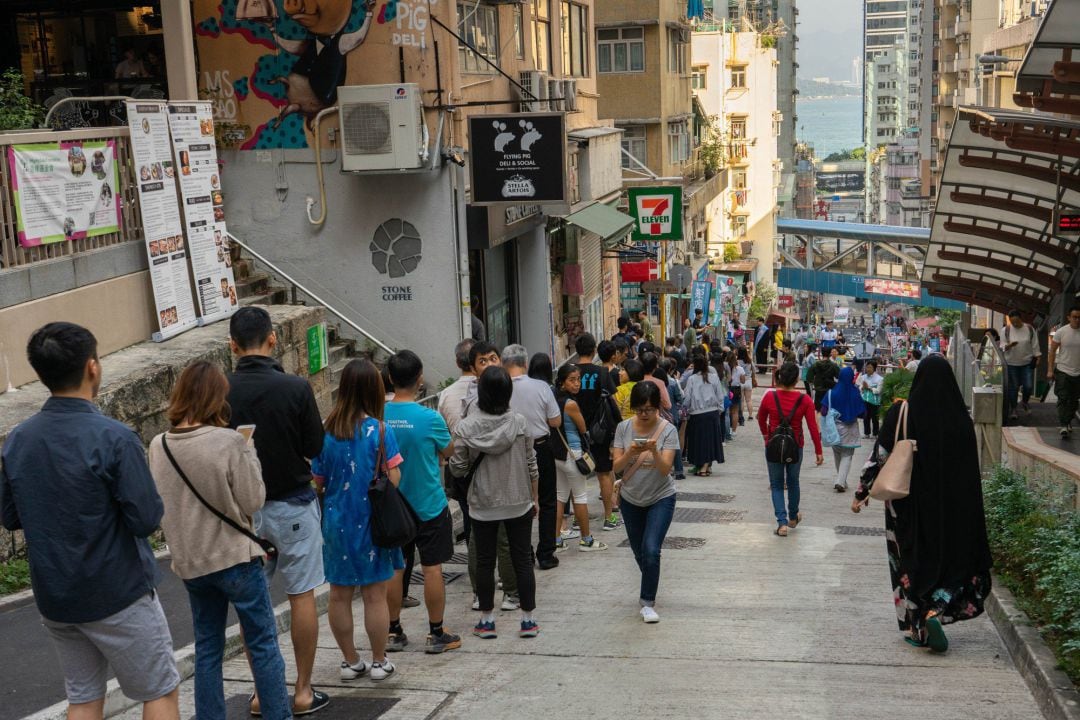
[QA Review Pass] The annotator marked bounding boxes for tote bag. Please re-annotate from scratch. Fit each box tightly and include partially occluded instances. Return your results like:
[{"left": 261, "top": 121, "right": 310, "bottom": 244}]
[
  {"left": 368, "top": 422, "right": 418, "bottom": 548},
  {"left": 869, "top": 401, "right": 915, "bottom": 501},
  {"left": 820, "top": 390, "right": 842, "bottom": 447}
]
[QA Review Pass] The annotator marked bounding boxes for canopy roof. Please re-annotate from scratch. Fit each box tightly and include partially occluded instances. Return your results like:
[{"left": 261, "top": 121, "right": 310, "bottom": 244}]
[
  {"left": 922, "top": 107, "right": 1080, "bottom": 318},
  {"left": 1014, "top": 0, "right": 1080, "bottom": 114}
]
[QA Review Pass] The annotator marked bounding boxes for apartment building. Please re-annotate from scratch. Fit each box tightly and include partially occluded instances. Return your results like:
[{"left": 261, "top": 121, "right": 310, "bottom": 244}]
[{"left": 692, "top": 28, "right": 780, "bottom": 282}]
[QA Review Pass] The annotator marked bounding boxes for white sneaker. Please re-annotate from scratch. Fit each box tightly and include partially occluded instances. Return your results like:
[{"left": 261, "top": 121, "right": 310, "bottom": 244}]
[
  {"left": 340, "top": 658, "right": 369, "bottom": 681},
  {"left": 501, "top": 593, "right": 520, "bottom": 611},
  {"left": 560, "top": 527, "right": 581, "bottom": 541},
  {"left": 371, "top": 659, "right": 396, "bottom": 682},
  {"left": 1061, "top": 426, "right": 1071, "bottom": 438},
  {"left": 640, "top": 606, "right": 660, "bottom": 623}
]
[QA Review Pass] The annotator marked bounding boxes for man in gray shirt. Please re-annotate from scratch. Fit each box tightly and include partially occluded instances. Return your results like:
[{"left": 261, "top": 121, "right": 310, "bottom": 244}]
[
  {"left": 500, "top": 345, "right": 562, "bottom": 569},
  {"left": 1000, "top": 309, "right": 1041, "bottom": 421}
]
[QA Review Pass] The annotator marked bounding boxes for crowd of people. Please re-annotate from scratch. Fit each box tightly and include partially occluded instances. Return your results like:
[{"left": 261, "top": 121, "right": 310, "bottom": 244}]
[{"left": 0, "top": 303, "right": 1000, "bottom": 719}]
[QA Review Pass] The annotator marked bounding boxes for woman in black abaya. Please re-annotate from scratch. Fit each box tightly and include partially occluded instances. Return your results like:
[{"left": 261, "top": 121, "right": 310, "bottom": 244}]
[{"left": 852, "top": 355, "right": 993, "bottom": 652}]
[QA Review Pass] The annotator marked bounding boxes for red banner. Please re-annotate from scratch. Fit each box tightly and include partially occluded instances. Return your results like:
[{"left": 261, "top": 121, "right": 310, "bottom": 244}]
[
  {"left": 621, "top": 261, "right": 658, "bottom": 282},
  {"left": 864, "top": 278, "right": 920, "bottom": 299},
  {"left": 777, "top": 294, "right": 795, "bottom": 308}
]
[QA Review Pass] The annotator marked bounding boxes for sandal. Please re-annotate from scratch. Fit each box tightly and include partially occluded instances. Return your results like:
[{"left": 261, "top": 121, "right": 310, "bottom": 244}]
[
  {"left": 774, "top": 525, "right": 789, "bottom": 537},
  {"left": 926, "top": 616, "right": 949, "bottom": 653},
  {"left": 294, "top": 690, "right": 331, "bottom": 716},
  {"left": 788, "top": 512, "right": 803, "bottom": 529}
]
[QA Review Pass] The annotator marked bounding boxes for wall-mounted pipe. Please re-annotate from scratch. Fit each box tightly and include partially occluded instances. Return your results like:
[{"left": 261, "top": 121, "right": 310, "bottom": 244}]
[{"left": 305, "top": 106, "right": 341, "bottom": 226}]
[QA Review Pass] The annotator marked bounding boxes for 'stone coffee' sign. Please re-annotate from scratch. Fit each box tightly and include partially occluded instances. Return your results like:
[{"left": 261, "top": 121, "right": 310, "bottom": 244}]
[{"left": 469, "top": 113, "right": 566, "bottom": 205}]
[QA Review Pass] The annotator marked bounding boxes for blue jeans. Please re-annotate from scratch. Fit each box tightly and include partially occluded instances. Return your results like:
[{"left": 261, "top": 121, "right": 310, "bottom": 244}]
[
  {"left": 619, "top": 494, "right": 676, "bottom": 606},
  {"left": 184, "top": 560, "right": 291, "bottom": 720},
  {"left": 766, "top": 448, "right": 803, "bottom": 527},
  {"left": 1005, "top": 363, "right": 1034, "bottom": 416}
]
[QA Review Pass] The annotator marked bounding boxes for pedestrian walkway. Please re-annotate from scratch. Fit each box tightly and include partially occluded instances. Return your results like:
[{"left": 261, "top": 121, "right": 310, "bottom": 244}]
[{"left": 112, "top": 430, "right": 1042, "bottom": 720}]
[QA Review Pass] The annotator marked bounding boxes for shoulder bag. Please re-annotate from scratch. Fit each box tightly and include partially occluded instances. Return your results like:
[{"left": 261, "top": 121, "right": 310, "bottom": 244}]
[
  {"left": 557, "top": 417, "right": 596, "bottom": 476},
  {"left": 869, "top": 401, "right": 915, "bottom": 501},
  {"left": 367, "top": 422, "right": 418, "bottom": 548},
  {"left": 820, "top": 390, "right": 842, "bottom": 447},
  {"left": 160, "top": 434, "right": 278, "bottom": 559}
]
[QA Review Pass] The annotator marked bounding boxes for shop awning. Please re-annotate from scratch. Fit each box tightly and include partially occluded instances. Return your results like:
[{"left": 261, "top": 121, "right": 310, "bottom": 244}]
[
  {"left": 921, "top": 106, "right": 1080, "bottom": 319},
  {"left": 563, "top": 203, "right": 635, "bottom": 247},
  {"left": 1014, "top": 0, "right": 1080, "bottom": 115}
]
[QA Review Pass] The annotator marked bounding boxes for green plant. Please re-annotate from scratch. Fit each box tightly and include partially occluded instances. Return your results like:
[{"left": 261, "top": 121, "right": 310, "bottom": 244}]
[
  {"left": 722, "top": 243, "right": 740, "bottom": 263},
  {"left": 913, "top": 307, "right": 961, "bottom": 335},
  {"left": 748, "top": 280, "right": 778, "bottom": 320},
  {"left": 0, "top": 557, "right": 31, "bottom": 595},
  {"left": 983, "top": 466, "right": 1080, "bottom": 683},
  {"left": 698, "top": 114, "right": 725, "bottom": 176},
  {"left": 760, "top": 34, "right": 777, "bottom": 49},
  {"left": 0, "top": 69, "right": 44, "bottom": 131}
]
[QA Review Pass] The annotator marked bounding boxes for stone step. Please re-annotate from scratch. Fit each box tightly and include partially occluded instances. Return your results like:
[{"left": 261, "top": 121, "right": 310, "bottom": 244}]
[
  {"left": 239, "top": 287, "right": 288, "bottom": 307},
  {"left": 232, "top": 257, "right": 254, "bottom": 281},
  {"left": 234, "top": 273, "right": 270, "bottom": 299}
]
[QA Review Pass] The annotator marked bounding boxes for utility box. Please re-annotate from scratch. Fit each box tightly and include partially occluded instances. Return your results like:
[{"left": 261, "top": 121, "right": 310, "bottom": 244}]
[
  {"left": 338, "top": 84, "right": 426, "bottom": 173},
  {"left": 971, "top": 387, "right": 1003, "bottom": 424}
]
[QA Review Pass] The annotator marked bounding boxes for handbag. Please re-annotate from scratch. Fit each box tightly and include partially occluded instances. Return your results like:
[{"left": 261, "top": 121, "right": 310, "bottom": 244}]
[
  {"left": 367, "top": 422, "right": 418, "bottom": 548},
  {"left": 556, "top": 418, "right": 596, "bottom": 475},
  {"left": 860, "top": 387, "right": 878, "bottom": 404},
  {"left": 820, "top": 390, "right": 842, "bottom": 447},
  {"left": 159, "top": 434, "right": 278, "bottom": 559},
  {"left": 869, "top": 401, "right": 915, "bottom": 501}
]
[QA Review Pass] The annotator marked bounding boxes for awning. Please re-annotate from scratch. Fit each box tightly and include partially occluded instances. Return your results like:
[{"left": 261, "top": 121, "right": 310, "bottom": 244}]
[
  {"left": 1014, "top": 0, "right": 1080, "bottom": 112},
  {"left": 921, "top": 106, "right": 1080, "bottom": 318},
  {"left": 708, "top": 258, "right": 758, "bottom": 274},
  {"left": 563, "top": 203, "right": 635, "bottom": 248}
]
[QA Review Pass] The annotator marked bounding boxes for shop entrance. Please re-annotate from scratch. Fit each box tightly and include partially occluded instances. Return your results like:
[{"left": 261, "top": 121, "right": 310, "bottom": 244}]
[{"left": 469, "top": 241, "right": 520, "bottom": 350}]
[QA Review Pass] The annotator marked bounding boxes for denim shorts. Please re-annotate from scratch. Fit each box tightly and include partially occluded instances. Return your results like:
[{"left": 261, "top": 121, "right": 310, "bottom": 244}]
[
  {"left": 42, "top": 592, "right": 180, "bottom": 704},
  {"left": 254, "top": 498, "right": 325, "bottom": 595}
]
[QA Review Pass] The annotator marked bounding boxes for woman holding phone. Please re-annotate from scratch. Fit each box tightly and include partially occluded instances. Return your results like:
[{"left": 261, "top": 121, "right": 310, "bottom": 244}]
[{"left": 612, "top": 382, "right": 680, "bottom": 623}]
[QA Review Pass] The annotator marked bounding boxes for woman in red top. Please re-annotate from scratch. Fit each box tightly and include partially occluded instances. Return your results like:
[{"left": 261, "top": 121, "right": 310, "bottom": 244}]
[{"left": 757, "top": 362, "right": 824, "bottom": 536}]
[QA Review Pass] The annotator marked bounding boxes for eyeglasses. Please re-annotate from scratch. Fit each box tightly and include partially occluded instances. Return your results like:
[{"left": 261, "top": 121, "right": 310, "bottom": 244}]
[{"left": 633, "top": 407, "right": 659, "bottom": 416}]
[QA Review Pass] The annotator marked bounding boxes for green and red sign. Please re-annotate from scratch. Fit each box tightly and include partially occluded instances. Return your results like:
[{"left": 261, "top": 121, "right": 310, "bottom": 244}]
[{"left": 627, "top": 186, "right": 683, "bottom": 241}]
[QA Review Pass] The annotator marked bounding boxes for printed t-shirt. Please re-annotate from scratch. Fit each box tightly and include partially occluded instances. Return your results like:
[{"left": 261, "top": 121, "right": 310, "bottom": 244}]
[{"left": 384, "top": 401, "right": 452, "bottom": 521}]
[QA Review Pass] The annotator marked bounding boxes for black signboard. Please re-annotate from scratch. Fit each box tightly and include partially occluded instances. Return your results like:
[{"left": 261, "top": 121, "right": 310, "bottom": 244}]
[{"left": 468, "top": 112, "right": 566, "bottom": 205}]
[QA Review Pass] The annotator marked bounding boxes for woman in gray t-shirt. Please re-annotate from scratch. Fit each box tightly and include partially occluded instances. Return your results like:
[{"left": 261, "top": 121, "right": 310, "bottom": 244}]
[{"left": 612, "top": 382, "right": 680, "bottom": 624}]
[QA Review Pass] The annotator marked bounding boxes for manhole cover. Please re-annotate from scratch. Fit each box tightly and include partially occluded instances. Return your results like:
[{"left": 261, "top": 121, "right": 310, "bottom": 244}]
[
  {"left": 672, "top": 507, "right": 745, "bottom": 523},
  {"left": 834, "top": 525, "right": 886, "bottom": 536},
  {"left": 409, "top": 570, "right": 465, "bottom": 585},
  {"left": 618, "top": 536, "right": 706, "bottom": 550},
  {"left": 447, "top": 551, "right": 469, "bottom": 565},
  {"left": 216, "top": 695, "right": 398, "bottom": 720},
  {"left": 677, "top": 492, "right": 735, "bottom": 504}
]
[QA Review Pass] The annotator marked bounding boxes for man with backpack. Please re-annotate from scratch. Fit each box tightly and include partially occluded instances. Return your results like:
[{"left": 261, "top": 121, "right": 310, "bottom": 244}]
[
  {"left": 756, "top": 362, "right": 824, "bottom": 537},
  {"left": 574, "top": 334, "right": 622, "bottom": 531}
]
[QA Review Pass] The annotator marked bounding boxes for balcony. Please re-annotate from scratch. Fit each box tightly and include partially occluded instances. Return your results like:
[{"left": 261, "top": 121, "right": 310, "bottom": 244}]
[
  {"left": 941, "top": 56, "right": 956, "bottom": 73},
  {"left": 941, "top": 24, "right": 956, "bottom": 41},
  {"left": 941, "top": 90, "right": 956, "bottom": 107},
  {"left": 955, "top": 16, "right": 971, "bottom": 36},
  {"left": 726, "top": 141, "right": 750, "bottom": 167}
]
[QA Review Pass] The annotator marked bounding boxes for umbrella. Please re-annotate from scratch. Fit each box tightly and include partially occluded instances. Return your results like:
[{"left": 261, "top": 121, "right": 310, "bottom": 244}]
[{"left": 688, "top": 0, "right": 705, "bottom": 20}]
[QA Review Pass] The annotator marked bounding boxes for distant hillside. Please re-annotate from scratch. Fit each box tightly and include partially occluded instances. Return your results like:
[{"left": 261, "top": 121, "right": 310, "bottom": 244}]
[{"left": 797, "top": 78, "right": 862, "bottom": 98}]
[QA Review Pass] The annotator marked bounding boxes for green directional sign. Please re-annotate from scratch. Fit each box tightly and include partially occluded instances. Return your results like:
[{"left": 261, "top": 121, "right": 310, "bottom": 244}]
[{"left": 307, "top": 323, "right": 328, "bottom": 375}]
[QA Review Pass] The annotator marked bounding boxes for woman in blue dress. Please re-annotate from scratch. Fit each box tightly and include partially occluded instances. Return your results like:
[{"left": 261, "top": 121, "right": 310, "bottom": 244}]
[{"left": 312, "top": 358, "right": 405, "bottom": 683}]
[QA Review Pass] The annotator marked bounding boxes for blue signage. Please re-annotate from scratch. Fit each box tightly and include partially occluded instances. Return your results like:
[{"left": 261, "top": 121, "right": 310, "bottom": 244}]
[{"left": 690, "top": 280, "right": 712, "bottom": 321}]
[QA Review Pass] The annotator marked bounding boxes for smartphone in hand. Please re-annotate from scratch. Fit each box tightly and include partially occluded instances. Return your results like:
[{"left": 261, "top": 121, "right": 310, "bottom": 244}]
[{"left": 237, "top": 424, "right": 256, "bottom": 446}]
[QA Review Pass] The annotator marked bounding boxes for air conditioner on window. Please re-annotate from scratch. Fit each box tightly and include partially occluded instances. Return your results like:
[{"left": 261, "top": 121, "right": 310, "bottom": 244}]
[
  {"left": 518, "top": 71, "right": 551, "bottom": 112},
  {"left": 563, "top": 79, "right": 578, "bottom": 111},
  {"left": 337, "top": 84, "right": 427, "bottom": 172},
  {"left": 547, "top": 78, "right": 564, "bottom": 111}
]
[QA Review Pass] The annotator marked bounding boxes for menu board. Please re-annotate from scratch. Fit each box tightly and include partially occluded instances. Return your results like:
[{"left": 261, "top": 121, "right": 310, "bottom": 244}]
[
  {"left": 167, "top": 102, "right": 238, "bottom": 324},
  {"left": 7, "top": 140, "right": 121, "bottom": 247},
  {"left": 125, "top": 101, "right": 198, "bottom": 341}
]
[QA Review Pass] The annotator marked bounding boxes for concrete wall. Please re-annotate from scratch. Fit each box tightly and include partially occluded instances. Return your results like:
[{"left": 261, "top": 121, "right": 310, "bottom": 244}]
[
  {"left": 0, "top": 270, "right": 157, "bottom": 389},
  {"left": 224, "top": 154, "right": 464, "bottom": 381}
]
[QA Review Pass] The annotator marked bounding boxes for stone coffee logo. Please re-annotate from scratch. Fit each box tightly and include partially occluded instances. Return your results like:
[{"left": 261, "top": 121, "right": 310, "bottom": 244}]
[
  {"left": 370, "top": 218, "right": 421, "bottom": 302},
  {"left": 468, "top": 113, "right": 566, "bottom": 205}
]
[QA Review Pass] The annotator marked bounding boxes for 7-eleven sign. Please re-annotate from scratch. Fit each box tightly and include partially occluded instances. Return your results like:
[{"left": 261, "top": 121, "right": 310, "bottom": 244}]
[{"left": 627, "top": 186, "right": 683, "bottom": 241}]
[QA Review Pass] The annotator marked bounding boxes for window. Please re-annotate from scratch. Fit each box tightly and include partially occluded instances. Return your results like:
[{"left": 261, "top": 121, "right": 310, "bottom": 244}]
[
  {"left": 731, "top": 65, "right": 747, "bottom": 88},
  {"left": 561, "top": 2, "right": 588, "bottom": 77},
  {"left": 732, "top": 168, "right": 748, "bottom": 189},
  {"left": 732, "top": 215, "right": 748, "bottom": 238},
  {"left": 597, "top": 27, "right": 644, "bottom": 73},
  {"left": 513, "top": 4, "right": 525, "bottom": 59},
  {"left": 621, "top": 126, "right": 647, "bottom": 169},
  {"left": 667, "top": 28, "right": 687, "bottom": 74},
  {"left": 691, "top": 65, "right": 707, "bottom": 89},
  {"left": 668, "top": 120, "right": 690, "bottom": 164},
  {"left": 532, "top": 0, "right": 551, "bottom": 73},
  {"left": 458, "top": 2, "right": 499, "bottom": 73},
  {"left": 730, "top": 118, "right": 747, "bottom": 139}
]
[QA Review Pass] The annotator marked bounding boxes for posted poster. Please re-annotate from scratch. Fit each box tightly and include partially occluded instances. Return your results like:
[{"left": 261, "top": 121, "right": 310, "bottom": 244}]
[
  {"left": 167, "top": 102, "right": 238, "bottom": 324},
  {"left": 690, "top": 280, "right": 712, "bottom": 323},
  {"left": 7, "top": 140, "right": 121, "bottom": 247},
  {"left": 126, "top": 101, "right": 199, "bottom": 341}
]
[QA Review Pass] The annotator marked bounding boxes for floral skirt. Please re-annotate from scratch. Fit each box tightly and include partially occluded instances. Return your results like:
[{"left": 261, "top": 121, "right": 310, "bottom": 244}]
[{"left": 885, "top": 505, "right": 991, "bottom": 645}]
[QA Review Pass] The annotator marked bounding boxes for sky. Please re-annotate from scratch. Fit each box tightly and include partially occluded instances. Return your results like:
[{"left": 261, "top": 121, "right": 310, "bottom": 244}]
[{"left": 794, "top": 0, "right": 863, "bottom": 82}]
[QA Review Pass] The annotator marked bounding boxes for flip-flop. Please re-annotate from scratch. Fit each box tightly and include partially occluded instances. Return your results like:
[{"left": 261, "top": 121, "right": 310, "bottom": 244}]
[
  {"left": 294, "top": 690, "right": 331, "bottom": 716},
  {"left": 926, "top": 616, "right": 949, "bottom": 653},
  {"left": 774, "top": 525, "right": 789, "bottom": 536},
  {"left": 249, "top": 694, "right": 260, "bottom": 718},
  {"left": 788, "top": 512, "right": 803, "bottom": 529}
]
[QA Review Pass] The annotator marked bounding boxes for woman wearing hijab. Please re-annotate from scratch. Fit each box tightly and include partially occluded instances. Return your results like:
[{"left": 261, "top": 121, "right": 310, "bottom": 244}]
[
  {"left": 821, "top": 366, "right": 865, "bottom": 492},
  {"left": 851, "top": 356, "right": 993, "bottom": 653}
]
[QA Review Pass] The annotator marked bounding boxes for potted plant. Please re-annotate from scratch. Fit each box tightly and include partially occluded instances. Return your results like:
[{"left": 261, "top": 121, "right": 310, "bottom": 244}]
[
  {"left": 0, "top": 69, "right": 44, "bottom": 132},
  {"left": 698, "top": 115, "right": 725, "bottom": 178}
]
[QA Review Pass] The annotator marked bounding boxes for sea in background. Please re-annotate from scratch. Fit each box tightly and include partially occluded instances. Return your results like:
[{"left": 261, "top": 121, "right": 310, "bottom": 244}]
[{"left": 797, "top": 95, "right": 863, "bottom": 160}]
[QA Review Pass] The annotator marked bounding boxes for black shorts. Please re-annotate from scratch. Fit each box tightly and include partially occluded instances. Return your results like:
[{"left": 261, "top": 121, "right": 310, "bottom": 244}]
[
  {"left": 592, "top": 440, "right": 614, "bottom": 473},
  {"left": 415, "top": 506, "right": 455, "bottom": 567}
]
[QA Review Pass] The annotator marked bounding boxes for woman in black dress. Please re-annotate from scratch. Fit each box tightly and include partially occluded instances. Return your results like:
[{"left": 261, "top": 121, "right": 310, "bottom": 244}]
[{"left": 852, "top": 355, "right": 993, "bottom": 652}]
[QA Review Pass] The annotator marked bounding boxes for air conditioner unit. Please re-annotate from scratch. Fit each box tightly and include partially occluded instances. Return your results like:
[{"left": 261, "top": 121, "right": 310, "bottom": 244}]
[
  {"left": 337, "top": 83, "right": 426, "bottom": 172},
  {"left": 563, "top": 79, "right": 578, "bottom": 111},
  {"left": 547, "top": 78, "right": 564, "bottom": 111},
  {"left": 518, "top": 71, "right": 550, "bottom": 112}
]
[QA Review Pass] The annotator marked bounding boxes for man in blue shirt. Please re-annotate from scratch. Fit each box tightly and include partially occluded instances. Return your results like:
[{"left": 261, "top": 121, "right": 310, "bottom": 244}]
[
  {"left": 1, "top": 322, "right": 180, "bottom": 720},
  {"left": 384, "top": 350, "right": 460, "bottom": 655}
]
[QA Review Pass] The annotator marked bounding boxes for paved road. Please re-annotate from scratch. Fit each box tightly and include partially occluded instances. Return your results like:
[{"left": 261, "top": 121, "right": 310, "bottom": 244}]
[
  {"left": 115, "top": 421, "right": 1042, "bottom": 720},
  {"left": 0, "top": 557, "right": 287, "bottom": 720}
]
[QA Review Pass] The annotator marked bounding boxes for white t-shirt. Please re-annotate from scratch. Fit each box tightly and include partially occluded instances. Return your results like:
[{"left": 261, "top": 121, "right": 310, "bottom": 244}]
[
  {"left": 1000, "top": 323, "right": 1040, "bottom": 366},
  {"left": 1053, "top": 325, "right": 1080, "bottom": 377},
  {"left": 729, "top": 364, "right": 747, "bottom": 388}
]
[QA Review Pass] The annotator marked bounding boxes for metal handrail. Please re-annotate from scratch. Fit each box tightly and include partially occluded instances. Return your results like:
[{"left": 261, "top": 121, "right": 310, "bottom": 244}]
[
  {"left": 227, "top": 233, "right": 394, "bottom": 355},
  {"left": 43, "top": 95, "right": 133, "bottom": 128}
]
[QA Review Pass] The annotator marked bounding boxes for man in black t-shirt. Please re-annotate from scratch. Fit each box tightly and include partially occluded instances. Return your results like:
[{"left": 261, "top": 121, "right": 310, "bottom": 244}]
[{"left": 575, "top": 333, "right": 621, "bottom": 530}]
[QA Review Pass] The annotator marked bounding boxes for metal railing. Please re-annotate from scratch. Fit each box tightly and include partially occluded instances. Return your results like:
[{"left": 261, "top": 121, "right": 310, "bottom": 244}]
[
  {"left": 227, "top": 233, "right": 395, "bottom": 356},
  {"left": 0, "top": 127, "right": 143, "bottom": 271}
]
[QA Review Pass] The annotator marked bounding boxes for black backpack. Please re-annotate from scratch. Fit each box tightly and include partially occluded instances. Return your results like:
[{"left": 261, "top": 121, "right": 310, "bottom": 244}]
[
  {"left": 587, "top": 390, "right": 621, "bottom": 446},
  {"left": 765, "top": 391, "right": 803, "bottom": 464}
]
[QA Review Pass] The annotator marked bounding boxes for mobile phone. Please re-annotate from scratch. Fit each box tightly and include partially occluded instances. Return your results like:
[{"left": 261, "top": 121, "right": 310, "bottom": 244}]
[
  {"left": 633, "top": 437, "right": 648, "bottom": 446},
  {"left": 237, "top": 424, "right": 256, "bottom": 444}
]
